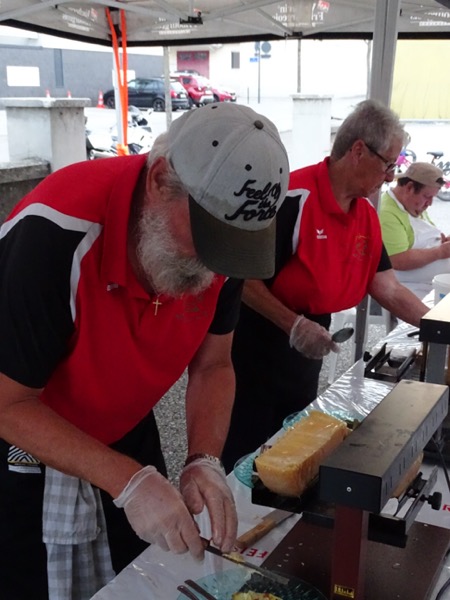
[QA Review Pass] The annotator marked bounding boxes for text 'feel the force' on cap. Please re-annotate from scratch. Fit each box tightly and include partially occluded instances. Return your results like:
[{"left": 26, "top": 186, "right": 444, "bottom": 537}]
[{"left": 167, "top": 103, "right": 290, "bottom": 279}]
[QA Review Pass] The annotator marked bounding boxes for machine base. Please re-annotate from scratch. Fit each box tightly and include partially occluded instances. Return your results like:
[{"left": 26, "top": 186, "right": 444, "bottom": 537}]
[{"left": 262, "top": 519, "right": 450, "bottom": 599}]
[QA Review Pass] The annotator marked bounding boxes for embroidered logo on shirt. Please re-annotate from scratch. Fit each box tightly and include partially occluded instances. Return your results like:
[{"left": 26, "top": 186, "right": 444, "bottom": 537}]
[
  {"left": 316, "top": 228, "right": 327, "bottom": 240},
  {"left": 175, "top": 294, "right": 210, "bottom": 322},
  {"left": 7, "top": 445, "right": 41, "bottom": 474},
  {"left": 353, "top": 234, "right": 370, "bottom": 259}
]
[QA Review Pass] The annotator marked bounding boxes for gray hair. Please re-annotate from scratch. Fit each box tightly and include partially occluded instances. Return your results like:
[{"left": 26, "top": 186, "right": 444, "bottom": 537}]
[
  {"left": 331, "top": 99, "right": 406, "bottom": 160},
  {"left": 146, "top": 132, "right": 188, "bottom": 197}
]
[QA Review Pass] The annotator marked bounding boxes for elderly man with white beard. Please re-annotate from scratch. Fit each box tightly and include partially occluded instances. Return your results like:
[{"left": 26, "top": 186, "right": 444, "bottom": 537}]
[{"left": 0, "top": 103, "right": 289, "bottom": 600}]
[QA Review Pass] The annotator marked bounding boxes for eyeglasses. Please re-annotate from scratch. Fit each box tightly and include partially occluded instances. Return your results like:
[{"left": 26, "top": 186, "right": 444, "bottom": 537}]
[{"left": 365, "top": 142, "right": 397, "bottom": 174}]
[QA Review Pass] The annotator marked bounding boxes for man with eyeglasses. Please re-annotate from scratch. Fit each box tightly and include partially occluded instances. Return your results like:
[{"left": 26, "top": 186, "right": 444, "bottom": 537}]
[
  {"left": 222, "top": 99, "right": 432, "bottom": 473},
  {"left": 365, "top": 142, "right": 399, "bottom": 175},
  {"left": 379, "top": 162, "right": 450, "bottom": 300}
]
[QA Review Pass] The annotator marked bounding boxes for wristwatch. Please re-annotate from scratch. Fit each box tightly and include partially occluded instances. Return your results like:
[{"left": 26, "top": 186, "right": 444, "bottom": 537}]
[{"left": 184, "top": 453, "right": 225, "bottom": 472}]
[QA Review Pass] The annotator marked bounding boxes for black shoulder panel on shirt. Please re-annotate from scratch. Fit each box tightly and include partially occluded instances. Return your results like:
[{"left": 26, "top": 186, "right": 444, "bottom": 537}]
[
  {"left": 267, "top": 193, "right": 302, "bottom": 285},
  {"left": 208, "top": 278, "right": 243, "bottom": 335},
  {"left": 0, "top": 215, "right": 86, "bottom": 388},
  {"left": 378, "top": 243, "right": 392, "bottom": 272}
]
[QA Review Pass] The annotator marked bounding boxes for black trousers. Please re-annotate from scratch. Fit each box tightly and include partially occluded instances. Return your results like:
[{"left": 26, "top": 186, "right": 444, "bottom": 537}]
[
  {"left": 0, "top": 411, "right": 166, "bottom": 600},
  {"left": 221, "top": 305, "right": 330, "bottom": 474}
]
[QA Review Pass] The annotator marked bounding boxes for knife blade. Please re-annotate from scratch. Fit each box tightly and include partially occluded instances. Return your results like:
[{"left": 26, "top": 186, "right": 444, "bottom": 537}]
[
  {"left": 202, "top": 538, "right": 290, "bottom": 586},
  {"left": 235, "top": 508, "right": 293, "bottom": 549}
]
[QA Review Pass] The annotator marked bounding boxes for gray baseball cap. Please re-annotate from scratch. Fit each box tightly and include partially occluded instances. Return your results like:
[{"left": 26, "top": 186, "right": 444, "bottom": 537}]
[{"left": 167, "top": 103, "right": 289, "bottom": 279}]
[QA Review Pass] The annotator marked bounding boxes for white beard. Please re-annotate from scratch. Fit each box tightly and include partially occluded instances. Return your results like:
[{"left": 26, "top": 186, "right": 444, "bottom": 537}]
[{"left": 136, "top": 203, "right": 214, "bottom": 297}]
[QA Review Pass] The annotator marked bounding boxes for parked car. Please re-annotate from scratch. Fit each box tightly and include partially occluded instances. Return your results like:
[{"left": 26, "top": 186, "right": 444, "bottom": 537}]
[
  {"left": 209, "top": 83, "right": 237, "bottom": 103},
  {"left": 170, "top": 73, "right": 215, "bottom": 107},
  {"left": 103, "top": 78, "right": 190, "bottom": 111},
  {"left": 172, "top": 71, "right": 236, "bottom": 104}
]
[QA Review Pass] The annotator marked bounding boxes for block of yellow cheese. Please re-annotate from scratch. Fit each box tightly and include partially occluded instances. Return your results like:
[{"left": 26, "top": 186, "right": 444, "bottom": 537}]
[{"left": 254, "top": 410, "right": 348, "bottom": 497}]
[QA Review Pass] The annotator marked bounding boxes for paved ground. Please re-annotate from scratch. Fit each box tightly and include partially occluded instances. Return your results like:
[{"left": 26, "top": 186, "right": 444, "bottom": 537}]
[{"left": 3, "top": 101, "right": 450, "bottom": 483}]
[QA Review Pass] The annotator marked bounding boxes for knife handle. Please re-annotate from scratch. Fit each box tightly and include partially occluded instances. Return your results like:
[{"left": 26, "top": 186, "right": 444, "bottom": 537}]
[{"left": 235, "top": 518, "right": 276, "bottom": 549}]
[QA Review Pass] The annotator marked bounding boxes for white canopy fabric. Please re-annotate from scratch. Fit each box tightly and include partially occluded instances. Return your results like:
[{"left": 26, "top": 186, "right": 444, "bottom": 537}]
[{"left": 1, "top": 0, "right": 450, "bottom": 47}]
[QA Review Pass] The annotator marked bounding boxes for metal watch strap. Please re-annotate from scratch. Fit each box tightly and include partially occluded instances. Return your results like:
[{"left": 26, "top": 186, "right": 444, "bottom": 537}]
[{"left": 184, "top": 453, "right": 225, "bottom": 471}]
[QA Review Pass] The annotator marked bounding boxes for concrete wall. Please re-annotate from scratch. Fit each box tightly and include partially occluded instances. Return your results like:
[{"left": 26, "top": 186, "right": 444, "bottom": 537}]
[
  {"left": 0, "top": 159, "right": 50, "bottom": 221},
  {"left": 3, "top": 98, "right": 90, "bottom": 172},
  {"left": 0, "top": 45, "right": 163, "bottom": 106}
]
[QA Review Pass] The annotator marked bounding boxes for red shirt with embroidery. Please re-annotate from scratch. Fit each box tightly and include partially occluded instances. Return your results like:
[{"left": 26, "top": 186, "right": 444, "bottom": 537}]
[
  {"left": 0, "top": 155, "right": 241, "bottom": 444},
  {"left": 270, "top": 158, "right": 384, "bottom": 314}
]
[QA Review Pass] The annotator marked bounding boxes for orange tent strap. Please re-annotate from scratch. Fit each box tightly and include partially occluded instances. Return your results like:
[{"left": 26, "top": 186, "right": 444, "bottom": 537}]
[
  {"left": 116, "top": 143, "right": 129, "bottom": 157},
  {"left": 119, "top": 10, "right": 128, "bottom": 146},
  {"left": 105, "top": 8, "right": 128, "bottom": 149},
  {"left": 121, "top": 10, "right": 128, "bottom": 91},
  {"left": 105, "top": 9, "right": 122, "bottom": 88}
]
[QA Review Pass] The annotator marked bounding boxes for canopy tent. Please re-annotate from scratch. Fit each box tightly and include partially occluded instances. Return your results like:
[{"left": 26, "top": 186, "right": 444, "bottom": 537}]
[
  {"left": 1, "top": 0, "right": 450, "bottom": 47},
  {"left": 2, "top": 0, "right": 448, "bottom": 360}
]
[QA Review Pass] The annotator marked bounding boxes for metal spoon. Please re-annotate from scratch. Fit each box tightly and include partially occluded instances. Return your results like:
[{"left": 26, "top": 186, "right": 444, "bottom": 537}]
[{"left": 332, "top": 326, "right": 354, "bottom": 343}]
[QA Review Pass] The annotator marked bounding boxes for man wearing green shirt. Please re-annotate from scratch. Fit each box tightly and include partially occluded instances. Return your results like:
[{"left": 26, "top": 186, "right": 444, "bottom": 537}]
[{"left": 380, "top": 162, "right": 450, "bottom": 299}]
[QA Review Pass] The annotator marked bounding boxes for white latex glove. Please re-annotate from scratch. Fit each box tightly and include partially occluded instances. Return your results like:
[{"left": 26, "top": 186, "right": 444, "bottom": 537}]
[
  {"left": 180, "top": 457, "right": 237, "bottom": 553},
  {"left": 289, "top": 315, "right": 339, "bottom": 359},
  {"left": 113, "top": 465, "right": 205, "bottom": 559}
]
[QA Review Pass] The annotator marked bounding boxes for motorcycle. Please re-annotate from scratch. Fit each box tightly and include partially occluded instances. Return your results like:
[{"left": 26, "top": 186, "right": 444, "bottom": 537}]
[{"left": 85, "top": 106, "right": 154, "bottom": 159}]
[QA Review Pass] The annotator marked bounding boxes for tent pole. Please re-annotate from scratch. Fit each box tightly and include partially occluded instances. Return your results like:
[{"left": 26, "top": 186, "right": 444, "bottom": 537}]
[
  {"left": 369, "top": 0, "right": 401, "bottom": 106},
  {"left": 354, "top": 0, "right": 401, "bottom": 363},
  {"left": 163, "top": 46, "right": 172, "bottom": 129}
]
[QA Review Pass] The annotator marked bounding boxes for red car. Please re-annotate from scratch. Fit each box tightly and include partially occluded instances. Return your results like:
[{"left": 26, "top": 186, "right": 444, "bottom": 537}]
[
  {"left": 209, "top": 83, "right": 237, "bottom": 103},
  {"left": 170, "top": 73, "right": 214, "bottom": 108}
]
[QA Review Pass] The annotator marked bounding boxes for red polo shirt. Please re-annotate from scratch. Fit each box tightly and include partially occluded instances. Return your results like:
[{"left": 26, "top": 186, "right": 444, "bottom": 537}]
[
  {"left": 0, "top": 156, "right": 240, "bottom": 444},
  {"left": 270, "top": 158, "right": 384, "bottom": 314}
]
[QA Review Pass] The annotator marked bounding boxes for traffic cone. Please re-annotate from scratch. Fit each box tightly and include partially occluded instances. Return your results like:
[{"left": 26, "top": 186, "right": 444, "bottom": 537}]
[
  {"left": 97, "top": 90, "right": 105, "bottom": 108},
  {"left": 45, "top": 89, "right": 51, "bottom": 98},
  {"left": 67, "top": 90, "right": 72, "bottom": 98}
]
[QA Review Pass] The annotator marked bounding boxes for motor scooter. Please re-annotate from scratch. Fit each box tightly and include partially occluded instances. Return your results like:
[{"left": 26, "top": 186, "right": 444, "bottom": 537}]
[{"left": 85, "top": 106, "right": 154, "bottom": 159}]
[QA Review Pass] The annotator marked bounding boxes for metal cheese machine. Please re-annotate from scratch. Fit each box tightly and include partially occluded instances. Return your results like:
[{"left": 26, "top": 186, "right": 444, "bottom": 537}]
[{"left": 250, "top": 294, "right": 450, "bottom": 600}]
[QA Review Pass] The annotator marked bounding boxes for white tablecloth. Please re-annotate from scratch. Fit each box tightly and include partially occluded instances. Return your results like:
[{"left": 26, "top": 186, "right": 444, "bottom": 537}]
[{"left": 92, "top": 320, "right": 450, "bottom": 599}]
